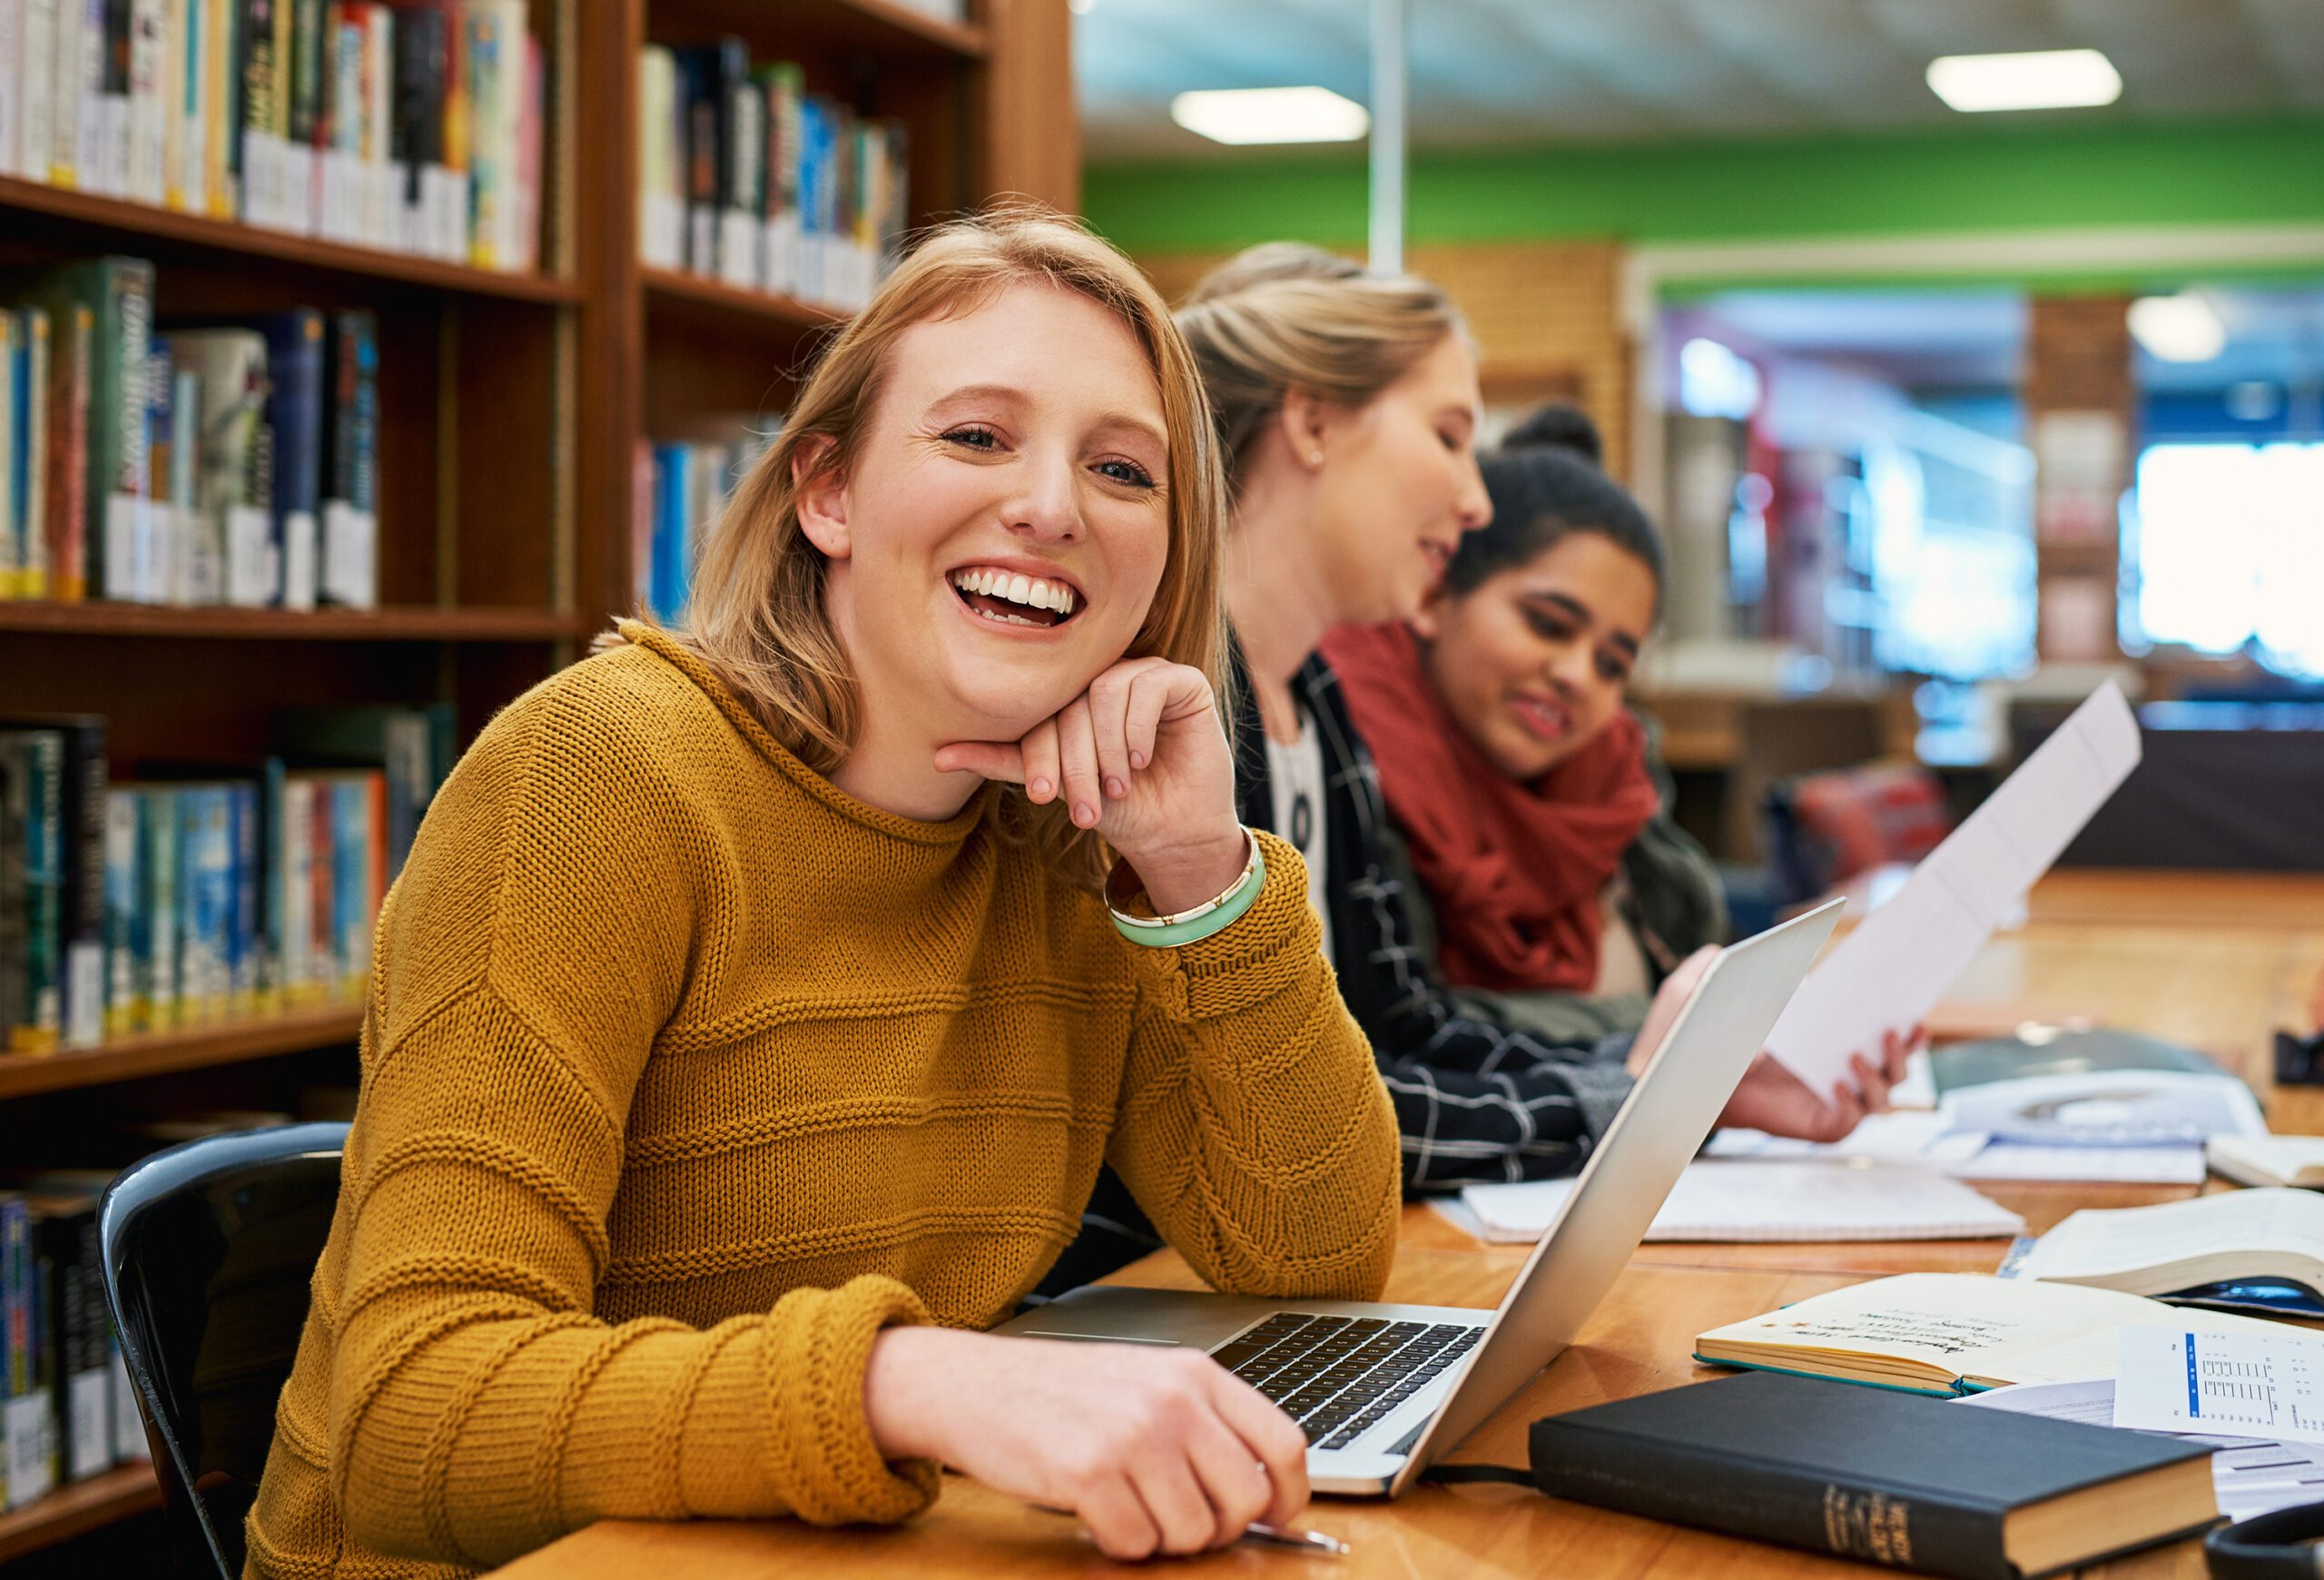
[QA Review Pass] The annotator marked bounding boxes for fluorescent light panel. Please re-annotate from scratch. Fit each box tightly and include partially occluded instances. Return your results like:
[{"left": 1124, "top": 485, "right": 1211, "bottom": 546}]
[
  {"left": 1170, "top": 86, "right": 1370, "bottom": 145},
  {"left": 1925, "top": 49, "right": 2122, "bottom": 113},
  {"left": 2129, "top": 292, "right": 2227, "bottom": 363}
]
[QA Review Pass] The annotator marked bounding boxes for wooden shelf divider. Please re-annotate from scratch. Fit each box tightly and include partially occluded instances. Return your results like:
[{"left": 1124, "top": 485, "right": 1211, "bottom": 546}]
[
  {"left": 0, "top": 602, "right": 584, "bottom": 642},
  {"left": 0, "top": 1006, "right": 367, "bottom": 1101},
  {"left": 642, "top": 267, "right": 849, "bottom": 332},
  {"left": 0, "top": 1464, "right": 164, "bottom": 1565}
]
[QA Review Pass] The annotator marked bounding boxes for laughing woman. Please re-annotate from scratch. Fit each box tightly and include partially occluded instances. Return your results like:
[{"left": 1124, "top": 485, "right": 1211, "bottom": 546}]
[{"left": 242, "top": 212, "right": 1400, "bottom": 1577}]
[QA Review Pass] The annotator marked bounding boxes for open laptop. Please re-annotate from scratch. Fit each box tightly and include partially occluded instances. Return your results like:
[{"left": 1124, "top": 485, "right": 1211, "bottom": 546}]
[{"left": 995, "top": 896, "right": 1846, "bottom": 1496}]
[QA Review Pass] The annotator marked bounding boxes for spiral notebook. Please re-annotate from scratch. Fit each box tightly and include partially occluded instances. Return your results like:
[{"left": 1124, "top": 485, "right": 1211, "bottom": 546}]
[{"left": 1447, "top": 1159, "right": 2026, "bottom": 1244}]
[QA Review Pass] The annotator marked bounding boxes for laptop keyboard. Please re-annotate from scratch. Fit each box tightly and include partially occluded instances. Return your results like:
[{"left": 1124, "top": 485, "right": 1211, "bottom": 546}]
[{"left": 1207, "top": 1313, "right": 1485, "bottom": 1450}]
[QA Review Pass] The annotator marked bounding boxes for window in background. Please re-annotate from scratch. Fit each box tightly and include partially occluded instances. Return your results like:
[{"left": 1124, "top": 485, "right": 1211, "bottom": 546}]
[{"left": 2129, "top": 442, "right": 2324, "bottom": 677}]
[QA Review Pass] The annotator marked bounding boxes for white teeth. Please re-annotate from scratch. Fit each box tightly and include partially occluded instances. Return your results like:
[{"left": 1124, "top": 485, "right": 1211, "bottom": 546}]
[{"left": 950, "top": 566, "right": 1079, "bottom": 618}]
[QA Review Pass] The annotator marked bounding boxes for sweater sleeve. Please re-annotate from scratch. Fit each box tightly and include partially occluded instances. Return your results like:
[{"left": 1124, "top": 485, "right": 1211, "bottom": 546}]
[
  {"left": 316, "top": 682, "right": 936, "bottom": 1569},
  {"left": 1103, "top": 831, "right": 1402, "bottom": 1302}
]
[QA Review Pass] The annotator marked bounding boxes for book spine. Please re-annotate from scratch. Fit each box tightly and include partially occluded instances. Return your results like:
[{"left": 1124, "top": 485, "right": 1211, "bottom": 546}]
[
  {"left": 19, "top": 312, "right": 47, "bottom": 602},
  {"left": 285, "top": 0, "right": 320, "bottom": 232},
  {"left": 330, "top": 774, "right": 363, "bottom": 996},
  {"left": 103, "top": 787, "right": 139, "bottom": 1035},
  {"left": 0, "top": 314, "right": 17, "bottom": 601},
  {"left": 259, "top": 311, "right": 322, "bottom": 608},
  {"left": 1, "top": 1194, "right": 49, "bottom": 1510},
  {"left": 45, "top": 305, "right": 90, "bottom": 601},
  {"left": 227, "top": 778, "right": 257, "bottom": 1012},
  {"left": 84, "top": 257, "right": 155, "bottom": 604},
  {"left": 1526, "top": 1419, "right": 2013, "bottom": 1580},
  {"left": 22, "top": 0, "right": 56, "bottom": 184},
  {"left": 304, "top": 775, "right": 330, "bottom": 994},
  {"left": 237, "top": 0, "right": 270, "bottom": 222},
  {"left": 360, "top": 0, "right": 388, "bottom": 248},
  {"left": 10, "top": 734, "right": 63, "bottom": 1053},
  {"left": 127, "top": 0, "right": 163, "bottom": 202},
  {"left": 0, "top": 741, "right": 28, "bottom": 1040},
  {"left": 142, "top": 341, "right": 173, "bottom": 601},
  {"left": 0, "top": 0, "right": 20, "bottom": 179},
  {"left": 255, "top": 755, "right": 281, "bottom": 1006},
  {"left": 158, "top": 0, "right": 185, "bottom": 205},
  {"left": 277, "top": 775, "right": 309, "bottom": 1002},
  {"left": 100, "top": 0, "right": 129, "bottom": 195},
  {"left": 143, "top": 784, "right": 177, "bottom": 1028},
  {"left": 36, "top": 1209, "right": 109, "bottom": 1481},
  {"left": 54, "top": 720, "right": 106, "bottom": 1048},
  {"left": 203, "top": 0, "right": 233, "bottom": 214},
  {"left": 46, "top": 0, "right": 79, "bottom": 184}
]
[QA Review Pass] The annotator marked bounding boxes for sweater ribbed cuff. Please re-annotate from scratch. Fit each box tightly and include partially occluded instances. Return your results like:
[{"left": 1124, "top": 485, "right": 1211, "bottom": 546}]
[{"left": 760, "top": 1275, "right": 941, "bottom": 1526}]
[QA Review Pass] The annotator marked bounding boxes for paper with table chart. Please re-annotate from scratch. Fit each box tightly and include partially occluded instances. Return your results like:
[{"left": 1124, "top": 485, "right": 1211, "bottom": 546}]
[
  {"left": 1704, "top": 1110, "right": 2210, "bottom": 1185},
  {"left": 1962, "top": 1378, "right": 2324, "bottom": 1520},
  {"left": 1450, "top": 1159, "right": 2025, "bottom": 1244},
  {"left": 1762, "top": 681, "right": 2142, "bottom": 1091},
  {"left": 2115, "top": 1326, "right": 2324, "bottom": 1444}
]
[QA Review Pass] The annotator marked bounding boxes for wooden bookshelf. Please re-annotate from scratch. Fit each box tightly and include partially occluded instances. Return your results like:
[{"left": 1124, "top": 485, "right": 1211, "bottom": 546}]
[
  {"left": 0, "top": 176, "right": 586, "bottom": 306},
  {"left": 643, "top": 267, "right": 850, "bottom": 333},
  {"left": 0, "top": 1464, "right": 164, "bottom": 1565},
  {"left": 0, "top": 603, "right": 584, "bottom": 641},
  {"left": 0, "top": 0, "right": 1075, "bottom": 1564},
  {"left": 0, "top": 1006, "right": 369, "bottom": 1101}
]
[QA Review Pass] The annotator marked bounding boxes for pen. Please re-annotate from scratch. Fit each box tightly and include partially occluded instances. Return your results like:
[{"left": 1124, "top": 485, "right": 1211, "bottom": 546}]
[{"left": 1238, "top": 1521, "right": 1350, "bottom": 1556}]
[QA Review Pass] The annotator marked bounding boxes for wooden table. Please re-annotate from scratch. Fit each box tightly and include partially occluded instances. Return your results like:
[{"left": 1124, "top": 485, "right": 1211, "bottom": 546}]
[{"left": 498, "top": 870, "right": 2324, "bottom": 1580}]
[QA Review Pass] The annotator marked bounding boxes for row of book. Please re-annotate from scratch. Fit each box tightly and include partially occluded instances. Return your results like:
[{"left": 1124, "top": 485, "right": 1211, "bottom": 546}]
[
  {"left": 637, "top": 41, "right": 908, "bottom": 312},
  {"left": 630, "top": 429, "right": 771, "bottom": 626},
  {"left": 2, "top": 1177, "right": 149, "bottom": 1510},
  {"left": 0, "top": 0, "right": 544, "bottom": 273},
  {"left": 0, "top": 706, "right": 449, "bottom": 1053},
  {"left": 0, "top": 255, "right": 379, "bottom": 607}
]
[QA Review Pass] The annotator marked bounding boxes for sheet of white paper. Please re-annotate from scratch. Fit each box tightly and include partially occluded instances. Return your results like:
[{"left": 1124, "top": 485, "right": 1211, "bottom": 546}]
[
  {"left": 1962, "top": 1378, "right": 2324, "bottom": 1519},
  {"left": 2115, "top": 1325, "right": 2324, "bottom": 1443},
  {"left": 1457, "top": 1159, "right": 2023, "bottom": 1244},
  {"left": 1951, "top": 1142, "right": 2209, "bottom": 1185},
  {"left": 1704, "top": 1111, "right": 2203, "bottom": 1183},
  {"left": 1763, "top": 682, "right": 2142, "bottom": 1089}
]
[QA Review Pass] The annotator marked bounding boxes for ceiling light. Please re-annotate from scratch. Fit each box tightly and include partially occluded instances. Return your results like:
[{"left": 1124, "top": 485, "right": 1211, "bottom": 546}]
[
  {"left": 2129, "top": 292, "right": 2227, "bottom": 363},
  {"left": 1169, "top": 87, "right": 1370, "bottom": 146},
  {"left": 1925, "top": 49, "right": 2122, "bottom": 113}
]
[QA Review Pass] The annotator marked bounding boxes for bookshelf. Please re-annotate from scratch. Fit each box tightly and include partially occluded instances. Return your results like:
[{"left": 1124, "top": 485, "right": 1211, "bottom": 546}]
[{"left": 0, "top": 0, "right": 1074, "bottom": 1561}]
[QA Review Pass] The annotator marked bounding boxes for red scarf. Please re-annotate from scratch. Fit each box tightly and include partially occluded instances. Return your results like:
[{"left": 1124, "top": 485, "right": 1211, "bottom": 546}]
[{"left": 1321, "top": 622, "right": 1660, "bottom": 993}]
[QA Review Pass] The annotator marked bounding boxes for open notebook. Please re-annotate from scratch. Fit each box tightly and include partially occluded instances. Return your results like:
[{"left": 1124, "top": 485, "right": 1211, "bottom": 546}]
[
  {"left": 1696, "top": 1271, "right": 2291, "bottom": 1396},
  {"left": 1449, "top": 1160, "right": 2025, "bottom": 1244}
]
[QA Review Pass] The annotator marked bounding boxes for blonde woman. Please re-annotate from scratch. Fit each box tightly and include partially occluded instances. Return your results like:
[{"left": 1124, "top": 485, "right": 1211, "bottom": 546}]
[
  {"left": 242, "top": 212, "right": 1401, "bottom": 1576},
  {"left": 1066, "top": 246, "right": 1905, "bottom": 1240}
]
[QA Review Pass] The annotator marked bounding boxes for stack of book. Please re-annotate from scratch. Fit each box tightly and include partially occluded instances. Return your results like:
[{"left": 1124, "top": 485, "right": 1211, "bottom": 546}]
[
  {"left": 0, "top": 0, "right": 544, "bottom": 273},
  {"left": 0, "top": 256, "right": 379, "bottom": 608},
  {"left": 0, "top": 706, "right": 450, "bottom": 1053},
  {"left": 636, "top": 41, "right": 908, "bottom": 311},
  {"left": 631, "top": 427, "right": 773, "bottom": 625},
  {"left": 1, "top": 1175, "right": 150, "bottom": 1512}
]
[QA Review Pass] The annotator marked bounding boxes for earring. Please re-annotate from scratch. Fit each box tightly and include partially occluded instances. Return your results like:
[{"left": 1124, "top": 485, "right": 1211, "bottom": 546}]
[{"left": 1307, "top": 449, "right": 1324, "bottom": 467}]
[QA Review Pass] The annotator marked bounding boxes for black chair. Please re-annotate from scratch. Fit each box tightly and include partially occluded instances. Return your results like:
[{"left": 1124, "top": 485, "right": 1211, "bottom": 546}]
[{"left": 99, "top": 1122, "right": 350, "bottom": 1580}]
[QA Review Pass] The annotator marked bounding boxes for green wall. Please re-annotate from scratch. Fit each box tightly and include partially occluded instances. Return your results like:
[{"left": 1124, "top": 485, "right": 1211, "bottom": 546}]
[{"left": 1084, "top": 116, "right": 2324, "bottom": 262}]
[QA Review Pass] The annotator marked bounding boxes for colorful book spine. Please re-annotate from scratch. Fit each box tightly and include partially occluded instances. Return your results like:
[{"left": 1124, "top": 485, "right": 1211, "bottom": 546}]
[
  {"left": 247, "top": 309, "right": 322, "bottom": 608},
  {"left": 226, "top": 777, "right": 258, "bottom": 1012},
  {"left": 44, "top": 303, "right": 90, "bottom": 601},
  {"left": 16, "top": 309, "right": 49, "bottom": 602},
  {"left": 276, "top": 772, "right": 310, "bottom": 1002},
  {"left": 317, "top": 307, "right": 373, "bottom": 607},
  {"left": 20, "top": 1, "right": 57, "bottom": 185},
  {"left": 1, "top": 1193, "right": 51, "bottom": 1511},
  {"left": 0, "top": 313, "right": 16, "bottom": 599},
  {"left": 102, "top": 787, "right": 140, "bottom": 1037},
  {"left": 4, "top": 733, "right": 63, "bottom": 1053},
  {"left": 141, "top": 783, "right": 178, "bottom": 1029},
  {"left": 178, "top": 782, "right": 231, "bottom": 1023}
]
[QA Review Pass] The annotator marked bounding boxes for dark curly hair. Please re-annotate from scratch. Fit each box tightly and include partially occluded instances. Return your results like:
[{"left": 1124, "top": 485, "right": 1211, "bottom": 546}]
[{"left": 1445, "top": 404, "right": 1665, "bottom": 619}]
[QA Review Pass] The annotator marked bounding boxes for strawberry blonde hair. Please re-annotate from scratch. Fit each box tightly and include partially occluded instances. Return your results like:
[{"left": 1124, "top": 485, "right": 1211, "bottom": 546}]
[{"left": 610, "top": 205, "right": 1229, "bottom": 889}]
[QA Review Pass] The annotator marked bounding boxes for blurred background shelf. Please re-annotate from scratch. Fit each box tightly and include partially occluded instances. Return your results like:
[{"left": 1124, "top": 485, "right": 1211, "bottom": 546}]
[{"left": 0, "top": 1465, "right": 165, "bottom": 1565}]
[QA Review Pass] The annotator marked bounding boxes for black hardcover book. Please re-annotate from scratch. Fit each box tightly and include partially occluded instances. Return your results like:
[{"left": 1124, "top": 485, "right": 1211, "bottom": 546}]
[
  {"left": 0, "top": 716, "right": 107, "bottom": 1050},
  {"left": 1523, "top": 1372, "right": 2215, "bottom": 1580}
]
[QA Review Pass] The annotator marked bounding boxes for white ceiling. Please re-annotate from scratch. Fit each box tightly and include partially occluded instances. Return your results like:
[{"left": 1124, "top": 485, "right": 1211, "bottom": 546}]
[
  {"left": 1684, "top": 285, "right": 2324, "bottom": 394},
  {"left": 1077, "top": 0, "right": 2324, "bottom": 161}
]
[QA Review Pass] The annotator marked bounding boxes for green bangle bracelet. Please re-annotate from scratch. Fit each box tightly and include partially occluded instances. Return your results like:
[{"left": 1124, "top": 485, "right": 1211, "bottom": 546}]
[{"left": 1109, "top": 838, "right": 1267, "bottom": 949}]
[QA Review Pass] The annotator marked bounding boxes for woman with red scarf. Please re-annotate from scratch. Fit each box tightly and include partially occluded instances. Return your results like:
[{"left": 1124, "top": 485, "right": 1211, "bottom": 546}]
[{"left": 1323, "top": 405, "right": 1717, "bottom": 1044}]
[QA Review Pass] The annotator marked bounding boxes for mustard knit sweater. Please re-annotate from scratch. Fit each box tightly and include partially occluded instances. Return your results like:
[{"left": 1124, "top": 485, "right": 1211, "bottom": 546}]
[{"left": 243, "top": 622, "right": 1402, "bottom": 1579}]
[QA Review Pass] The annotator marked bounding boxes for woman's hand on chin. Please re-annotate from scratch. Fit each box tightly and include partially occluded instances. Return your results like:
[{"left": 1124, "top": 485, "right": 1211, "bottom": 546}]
[{"left": 935, "top": 657, "right": 1248, "bottom": 913}]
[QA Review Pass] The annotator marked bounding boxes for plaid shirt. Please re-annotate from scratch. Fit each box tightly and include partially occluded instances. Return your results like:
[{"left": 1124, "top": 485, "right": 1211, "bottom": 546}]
[{"left": 1230, "top": 647, "right": 1636, "bottom": 1191}]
